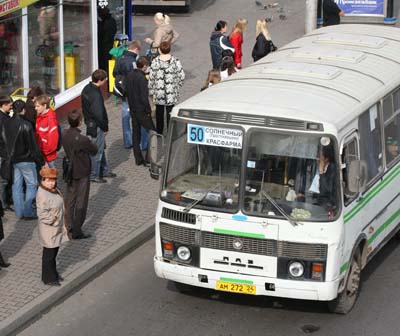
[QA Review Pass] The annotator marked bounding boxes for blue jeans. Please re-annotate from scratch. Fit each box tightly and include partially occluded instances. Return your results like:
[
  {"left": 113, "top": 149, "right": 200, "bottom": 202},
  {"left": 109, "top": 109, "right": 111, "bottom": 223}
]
[
  {"left": 90, "top": 128, "right": 109, "bottom": 179},
  {"left": 12, "top": 162, "right": 38, "bottom": 218},
  {"left": 140, "top": 127, "right": 148, "bottom": 150},
  {"left": 122, "top": 100, "right": 132, "bottom": 149},
  {"left": 124, "top": 100, "right": 148, "bottom": 150}
]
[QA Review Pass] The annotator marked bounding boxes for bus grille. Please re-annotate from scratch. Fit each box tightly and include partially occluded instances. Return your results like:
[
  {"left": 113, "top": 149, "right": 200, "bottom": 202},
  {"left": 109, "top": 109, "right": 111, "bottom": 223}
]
[
  {"left": 159, "top": 223, "right": 328, "bottom": 260},
  {"left": 202, "top": 231, "right": 277, "bottom": 256},
  {"left": 277, "top": 241, "right": 328, "bottom": 261},
  {"left": 161, "top": 208, "right": 196, "bottom": 224},
  {"left": 160, "top": 222, "right": 200, "bottom": 245},
  {"left": 178, "top": 109, "right": 317, "bottom": 130}
]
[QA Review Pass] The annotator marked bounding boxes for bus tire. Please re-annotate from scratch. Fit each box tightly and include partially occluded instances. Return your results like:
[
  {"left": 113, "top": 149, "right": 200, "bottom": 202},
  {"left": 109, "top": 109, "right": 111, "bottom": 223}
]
[{"left": 328, "top": 248, "right": 361, "bottom": 314}]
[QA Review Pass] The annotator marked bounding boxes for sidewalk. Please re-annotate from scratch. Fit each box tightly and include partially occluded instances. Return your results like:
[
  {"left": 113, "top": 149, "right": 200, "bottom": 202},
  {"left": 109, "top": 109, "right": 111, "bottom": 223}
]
[
  {"left": 0, "top": 0, "right": 308, "bottom": 334},
  {"left": 0, "top": 97, "right": 159, "bottom": 336}
]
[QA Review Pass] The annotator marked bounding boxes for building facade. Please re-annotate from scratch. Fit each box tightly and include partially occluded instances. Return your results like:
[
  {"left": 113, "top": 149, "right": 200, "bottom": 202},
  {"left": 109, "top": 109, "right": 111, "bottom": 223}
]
[{"left": 0, "top": 0, "right": 123, "bottom": 115}]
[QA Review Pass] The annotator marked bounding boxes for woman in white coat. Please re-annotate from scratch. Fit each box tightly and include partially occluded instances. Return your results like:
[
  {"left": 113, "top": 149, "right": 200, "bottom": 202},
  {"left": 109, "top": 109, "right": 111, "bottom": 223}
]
[{"left": 37, "top": 167, "right": 70, "bottom": 286}]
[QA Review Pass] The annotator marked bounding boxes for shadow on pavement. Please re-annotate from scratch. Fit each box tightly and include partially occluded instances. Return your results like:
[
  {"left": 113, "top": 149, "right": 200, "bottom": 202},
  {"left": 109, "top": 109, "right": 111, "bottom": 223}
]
[
  {"left": 1, "top": 218, "right": 35, "bottom": 259},
  {"left": 57, "top": 139, "right": 130, "bottom": 274},
  {"left": 166, "top": 280, "right": 330, "bottom": 314}
]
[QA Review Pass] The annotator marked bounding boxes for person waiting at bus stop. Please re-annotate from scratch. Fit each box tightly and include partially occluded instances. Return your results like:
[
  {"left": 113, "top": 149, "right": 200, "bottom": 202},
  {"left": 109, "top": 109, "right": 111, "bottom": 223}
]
[
  {"left": 113, "top": 40, "right": 141, "bottom": 149},
  {"left": 125, "top": 56, "right": 156, "bottom": 166},
  {"left": 322, "top": 0, "right": 345, "bottom": 26}
]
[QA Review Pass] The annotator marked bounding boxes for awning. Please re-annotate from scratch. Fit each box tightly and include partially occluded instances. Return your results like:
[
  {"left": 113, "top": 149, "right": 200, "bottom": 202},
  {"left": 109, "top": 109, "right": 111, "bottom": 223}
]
[{"left": 0, "top": 0, "right": 39, "bottom": 18}]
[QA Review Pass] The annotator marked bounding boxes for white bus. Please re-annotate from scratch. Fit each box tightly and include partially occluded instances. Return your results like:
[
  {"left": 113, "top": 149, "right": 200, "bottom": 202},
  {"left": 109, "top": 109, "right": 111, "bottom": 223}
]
[{"left": 149, "top": 24, "right": 400, "bottom": 314}]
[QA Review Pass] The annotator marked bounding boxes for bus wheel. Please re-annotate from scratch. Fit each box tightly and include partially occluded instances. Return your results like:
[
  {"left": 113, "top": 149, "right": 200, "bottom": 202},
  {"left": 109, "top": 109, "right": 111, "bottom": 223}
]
[{"left": 328, "top": 249, "right": 361, "bottom": 314}]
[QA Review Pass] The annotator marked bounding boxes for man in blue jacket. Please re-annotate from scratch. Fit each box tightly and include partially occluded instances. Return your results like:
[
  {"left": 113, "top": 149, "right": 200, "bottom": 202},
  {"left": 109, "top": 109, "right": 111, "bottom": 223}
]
[
  {"left": 209, "top": 20, "right": 235, "bottom": 69},
  {"left": 113, "top": 40, "right": 141, "bottom": 149}
]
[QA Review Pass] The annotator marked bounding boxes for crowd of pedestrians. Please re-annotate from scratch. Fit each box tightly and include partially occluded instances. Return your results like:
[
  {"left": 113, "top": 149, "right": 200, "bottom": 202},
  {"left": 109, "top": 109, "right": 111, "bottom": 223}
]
[{"left": 0, "top": 76, "right": 117, "bottom": 284}]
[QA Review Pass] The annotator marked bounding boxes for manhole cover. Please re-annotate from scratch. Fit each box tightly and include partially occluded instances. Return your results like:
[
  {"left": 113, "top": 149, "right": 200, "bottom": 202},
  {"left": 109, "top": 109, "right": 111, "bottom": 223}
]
[{"left": 301, "top": 324, "right": 320, "bottom": 334}]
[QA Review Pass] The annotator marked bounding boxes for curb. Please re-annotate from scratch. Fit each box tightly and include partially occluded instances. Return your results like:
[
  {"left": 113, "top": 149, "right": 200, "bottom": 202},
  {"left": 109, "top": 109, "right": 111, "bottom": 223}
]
[{"left": 0, "top": 223, "right": 155, "bottom": 336}]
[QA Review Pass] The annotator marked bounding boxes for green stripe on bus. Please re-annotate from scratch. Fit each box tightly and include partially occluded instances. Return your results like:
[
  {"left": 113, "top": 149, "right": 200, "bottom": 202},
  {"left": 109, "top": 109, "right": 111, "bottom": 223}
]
[
  {"left": 368, "top": 208, "right": 400, "bottom": 245},
  {"left": 220, "top": 277, "right": 254, "bottom": 285},
  {"left": 344, "top": 164, "right": 400, "bottom": 224},
  {"left": 214, "top": 229, "right": 265, "bottom": 239},
  {"left": 340, "top": 208, "right": 400, "bottom": 276},
  {"left": 340, "top": 261, "right": 349, "bottom": 274}
]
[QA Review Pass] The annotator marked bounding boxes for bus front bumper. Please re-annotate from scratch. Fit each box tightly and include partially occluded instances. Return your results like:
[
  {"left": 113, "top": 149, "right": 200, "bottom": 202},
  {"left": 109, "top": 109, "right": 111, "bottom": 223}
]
[{"left": 154, "top": 257, "right": 341, "bottom": 301}]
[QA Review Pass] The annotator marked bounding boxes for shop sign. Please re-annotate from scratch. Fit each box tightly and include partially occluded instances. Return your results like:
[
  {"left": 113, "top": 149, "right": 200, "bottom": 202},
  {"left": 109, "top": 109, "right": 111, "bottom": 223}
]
[
  {"left": 0, "top": 0, "right": 39, "bottom": 17},
  {"left": 336, "top": 0, "right": 385, "bottom": 16}
]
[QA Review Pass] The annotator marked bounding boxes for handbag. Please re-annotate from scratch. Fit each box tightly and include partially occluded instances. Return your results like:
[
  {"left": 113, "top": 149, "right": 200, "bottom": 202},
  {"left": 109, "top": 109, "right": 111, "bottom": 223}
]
[
  {"left": 86, "top": 120, "right": 97, "bottom": 138},
  {"left": 62, "top": 135, "right": 77, "bottom": 186},
  {"left": 62, "top": 156, "right": 73, "bottom": 186},
  {"left": 0, "top": 159, "right": 13, "bottom": 181}
]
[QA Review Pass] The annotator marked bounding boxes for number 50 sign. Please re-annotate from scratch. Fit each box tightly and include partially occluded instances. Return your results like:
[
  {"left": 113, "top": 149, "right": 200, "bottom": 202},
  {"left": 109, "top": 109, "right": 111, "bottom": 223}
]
[{"left": 187, "top": 124, "right": 243, "bottom": 149}]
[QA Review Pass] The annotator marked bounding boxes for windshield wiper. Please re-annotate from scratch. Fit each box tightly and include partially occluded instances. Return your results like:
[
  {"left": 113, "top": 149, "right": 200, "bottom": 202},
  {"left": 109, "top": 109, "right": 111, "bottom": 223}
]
[
  {"left": 183, "top": 184, "right": 221, "bottom": 213},
  {"left": 260, "top": 190, "right": 299, "bottom": 226}
]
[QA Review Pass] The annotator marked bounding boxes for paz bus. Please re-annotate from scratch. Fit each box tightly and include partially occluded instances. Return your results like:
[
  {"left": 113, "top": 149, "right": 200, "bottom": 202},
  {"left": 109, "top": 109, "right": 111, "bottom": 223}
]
[{"left": 148, "top": 24, "right": 400, "bottom": 314}]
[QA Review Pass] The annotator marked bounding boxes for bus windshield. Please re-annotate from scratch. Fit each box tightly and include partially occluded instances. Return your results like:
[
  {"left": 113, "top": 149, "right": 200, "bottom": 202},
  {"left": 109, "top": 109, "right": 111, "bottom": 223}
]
[
  {"left": 244, "top": 130, "right": 339, "bottom": 221},
  {"left": 161, "top": 120, "right": 242, "bottom": 212}
]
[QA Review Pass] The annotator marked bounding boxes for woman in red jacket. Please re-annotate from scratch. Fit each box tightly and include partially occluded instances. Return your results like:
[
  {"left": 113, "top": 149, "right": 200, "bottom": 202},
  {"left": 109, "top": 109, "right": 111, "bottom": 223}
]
[
  {"left": 229, "top": 18, "right": 248, "bottom": 69},
  {"left": 35, "top": 95, "right": 59, "bottom": 168}
]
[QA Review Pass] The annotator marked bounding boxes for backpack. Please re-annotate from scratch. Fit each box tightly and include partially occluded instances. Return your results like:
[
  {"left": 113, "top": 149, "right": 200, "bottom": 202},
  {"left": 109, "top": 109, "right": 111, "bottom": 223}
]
[
  {"left": 113, "top": 74, "right": 126, "bottom": 98},
  {"left": 112, "top": 54, "right": 128, "bottom": 98}
]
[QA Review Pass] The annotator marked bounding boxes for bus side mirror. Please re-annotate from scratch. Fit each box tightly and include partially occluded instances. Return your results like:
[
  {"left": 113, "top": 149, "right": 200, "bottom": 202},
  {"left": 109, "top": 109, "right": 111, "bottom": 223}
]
[
  {"left": 347, "top": 160, "right": 367, "bottom": 193},
  {"left": 148, "top": 131, "right": 164, "bottom": 180}
]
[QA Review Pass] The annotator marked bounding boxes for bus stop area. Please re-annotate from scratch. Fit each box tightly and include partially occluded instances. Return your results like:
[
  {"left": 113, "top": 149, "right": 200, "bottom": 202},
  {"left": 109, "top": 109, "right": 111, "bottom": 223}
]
[{"left": 0, "top": 96, "right": 159, "bottom": 336}]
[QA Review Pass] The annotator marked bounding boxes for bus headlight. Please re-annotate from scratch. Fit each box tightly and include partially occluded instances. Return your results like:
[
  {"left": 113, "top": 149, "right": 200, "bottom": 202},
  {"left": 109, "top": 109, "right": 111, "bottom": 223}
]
[
  {"left": 177, "top": 246, "right": 191, "bottom": 261},
  {"left": 288, "top": 261, "right": 304, "bottom": 278}
]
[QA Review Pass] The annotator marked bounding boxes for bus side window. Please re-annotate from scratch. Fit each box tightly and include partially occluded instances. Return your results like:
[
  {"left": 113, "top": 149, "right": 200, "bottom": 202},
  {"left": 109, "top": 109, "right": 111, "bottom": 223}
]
[
  {"left": 383, "top": 90, "right": 400, "bottom": 165},
  {"left": 342, "top": 138, "right": 359, "bottom": 204},
  {"left": 358, "top": 104, "right": 383, "bottom": 184}
]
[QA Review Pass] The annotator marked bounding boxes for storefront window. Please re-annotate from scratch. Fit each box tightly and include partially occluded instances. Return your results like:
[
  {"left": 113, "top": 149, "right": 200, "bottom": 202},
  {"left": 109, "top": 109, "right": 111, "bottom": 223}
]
[
  {"left": 63, "top": 1, "right": 92, "bottom": 88},
  {"left": 28, "top": 2, "right": 60, "bottom": 95},
  {"left": 0, "top": 12, "right": 23, "bottom": 96}
]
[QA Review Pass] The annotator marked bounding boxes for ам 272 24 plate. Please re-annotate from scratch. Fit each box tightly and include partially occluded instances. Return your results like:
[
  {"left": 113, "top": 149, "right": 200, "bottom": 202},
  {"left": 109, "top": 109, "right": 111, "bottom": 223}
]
[{"left": 216, "top": 281, "right": 256, "bottom": 295}]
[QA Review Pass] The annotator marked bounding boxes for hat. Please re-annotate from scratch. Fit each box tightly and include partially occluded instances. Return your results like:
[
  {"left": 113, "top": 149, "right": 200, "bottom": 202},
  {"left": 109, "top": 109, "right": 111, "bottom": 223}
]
[
  {"left": 40, "top": 167, "right": 58, "bottom": 179},
  {"left": 386, "top": 137, "right": 398, "bottom": 146}
]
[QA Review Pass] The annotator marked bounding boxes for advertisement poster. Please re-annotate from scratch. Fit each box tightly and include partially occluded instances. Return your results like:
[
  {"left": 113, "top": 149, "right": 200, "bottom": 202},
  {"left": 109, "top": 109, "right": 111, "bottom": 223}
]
[{"left": 336, "top": 0, "right": 385, "bottom": 16}]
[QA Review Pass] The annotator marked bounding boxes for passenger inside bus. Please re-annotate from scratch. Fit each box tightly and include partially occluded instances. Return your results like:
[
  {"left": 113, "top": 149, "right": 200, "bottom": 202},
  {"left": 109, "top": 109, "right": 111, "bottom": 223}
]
[
  {"left": 386, "top": 137, "right": 399, "bottom": 163},
  {"left": 313, "top": 145, "right": 337, "bottom": 210}
]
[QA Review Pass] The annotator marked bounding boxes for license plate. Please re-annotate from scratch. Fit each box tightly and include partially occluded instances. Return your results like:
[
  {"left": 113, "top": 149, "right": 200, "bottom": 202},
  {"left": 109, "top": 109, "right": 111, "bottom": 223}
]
[{"left": 216, "top": 281, "right": 256, "bottom": 295}]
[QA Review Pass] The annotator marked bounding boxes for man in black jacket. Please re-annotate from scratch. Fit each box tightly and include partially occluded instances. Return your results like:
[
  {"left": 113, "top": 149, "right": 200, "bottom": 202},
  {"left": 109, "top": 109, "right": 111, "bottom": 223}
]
[
  {"left": 323, "top": 0, "right": 345, "bottom": 26},
  {"left": 113, "top": 40, "right": 141, "bottom": 149},
  {"left": 125, "top": 56, "right": 156, "bottom": 166},
  {"left": 0, "top": 96, "right": 13, "bottom": 211},
  {"left": 0, "top": 113, "right": 44, "bottom": 219},
  {"left": 81, "top": 69, "right": 116, "bottom": 183},
  {"left": 62, "top": 110, "right": 98, "bottom": 240}
]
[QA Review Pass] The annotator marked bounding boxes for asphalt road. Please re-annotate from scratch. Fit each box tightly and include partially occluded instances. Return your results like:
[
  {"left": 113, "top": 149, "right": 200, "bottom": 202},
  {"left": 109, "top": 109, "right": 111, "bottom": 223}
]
[
  {"left": 17, "top": 237, "right": 400, "bottom": 336},
  {"left": 16, "top": 1, "right": 400, "bottom": 335}
]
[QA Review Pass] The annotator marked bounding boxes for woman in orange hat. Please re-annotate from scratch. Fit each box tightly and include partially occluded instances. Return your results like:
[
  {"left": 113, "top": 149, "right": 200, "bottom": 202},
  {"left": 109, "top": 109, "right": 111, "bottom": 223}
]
[{"left": 36, "top": 167, "right": 70, "bottom": 286}]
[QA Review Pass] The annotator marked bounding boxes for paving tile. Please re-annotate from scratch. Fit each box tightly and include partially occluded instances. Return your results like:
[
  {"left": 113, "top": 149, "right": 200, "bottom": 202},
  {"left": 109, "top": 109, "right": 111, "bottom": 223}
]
[{"left": 0, "top": 96, "right": 159, "bottom": 323}]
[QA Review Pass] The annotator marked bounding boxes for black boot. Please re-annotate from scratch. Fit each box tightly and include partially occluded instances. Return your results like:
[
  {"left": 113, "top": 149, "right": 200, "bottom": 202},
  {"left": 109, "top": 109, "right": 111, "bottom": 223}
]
[{"left": 0, "top": 251, "right": 10, "bottom": 268}]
